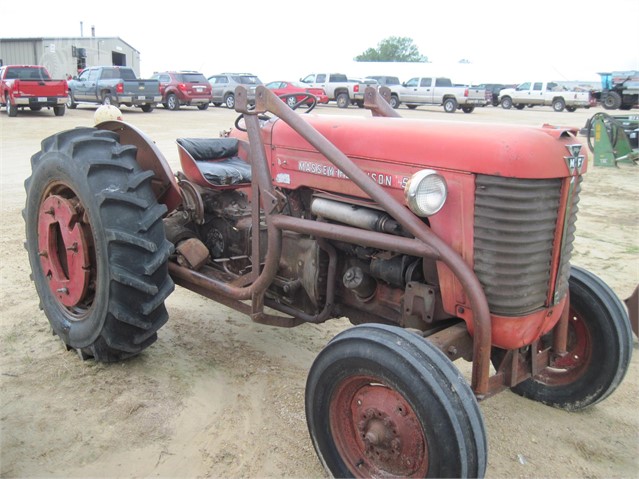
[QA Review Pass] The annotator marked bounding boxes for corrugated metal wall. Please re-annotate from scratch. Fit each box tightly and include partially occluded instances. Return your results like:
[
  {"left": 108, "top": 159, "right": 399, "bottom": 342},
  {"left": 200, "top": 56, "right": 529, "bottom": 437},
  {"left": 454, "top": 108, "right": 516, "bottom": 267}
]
[{"left": 0, "top": 37, "right": 141, "bottom": 79}]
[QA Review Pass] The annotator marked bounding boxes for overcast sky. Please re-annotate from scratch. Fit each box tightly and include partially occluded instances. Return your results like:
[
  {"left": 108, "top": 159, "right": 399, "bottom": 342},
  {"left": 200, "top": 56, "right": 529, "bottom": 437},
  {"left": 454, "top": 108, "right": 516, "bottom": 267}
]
[{"left": 3, "top": 0, "right": 638, "bottom": 84}]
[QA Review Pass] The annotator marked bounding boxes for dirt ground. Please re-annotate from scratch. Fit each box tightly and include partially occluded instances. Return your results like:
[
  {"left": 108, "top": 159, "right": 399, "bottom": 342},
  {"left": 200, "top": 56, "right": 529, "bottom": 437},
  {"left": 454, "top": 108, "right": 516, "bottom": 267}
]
[{"left": 1, "top": 100, "right": 637, "bottom": 478}]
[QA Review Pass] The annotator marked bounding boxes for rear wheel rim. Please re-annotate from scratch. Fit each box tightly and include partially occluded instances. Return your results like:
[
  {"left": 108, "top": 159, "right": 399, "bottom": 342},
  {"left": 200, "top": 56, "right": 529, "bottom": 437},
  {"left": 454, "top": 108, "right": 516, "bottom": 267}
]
[
  {"left": 37, "top": 184, "right": 95, "bottom": 318},
  {"left": 330, "top": 375, "right": 428, "bottom": 477}
]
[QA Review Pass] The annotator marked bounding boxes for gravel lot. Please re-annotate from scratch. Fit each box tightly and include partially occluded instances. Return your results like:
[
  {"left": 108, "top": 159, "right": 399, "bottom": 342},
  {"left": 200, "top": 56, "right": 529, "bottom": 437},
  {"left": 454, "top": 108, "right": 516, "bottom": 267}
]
[{"left": 1, "top": 101, "right": 637, "bottom": 478}]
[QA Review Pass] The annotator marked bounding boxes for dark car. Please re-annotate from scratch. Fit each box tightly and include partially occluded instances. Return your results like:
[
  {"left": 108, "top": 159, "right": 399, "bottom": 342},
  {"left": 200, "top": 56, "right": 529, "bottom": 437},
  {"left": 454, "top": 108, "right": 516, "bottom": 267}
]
[
  {"left": 151, "top": 71, "right": 212, "bottom": 110},
  {"left": 366, "top": 75, "right": 401, "bottom": 87},
  {"left": 476, "top": 83, "right": 511, "bottom": 106}
]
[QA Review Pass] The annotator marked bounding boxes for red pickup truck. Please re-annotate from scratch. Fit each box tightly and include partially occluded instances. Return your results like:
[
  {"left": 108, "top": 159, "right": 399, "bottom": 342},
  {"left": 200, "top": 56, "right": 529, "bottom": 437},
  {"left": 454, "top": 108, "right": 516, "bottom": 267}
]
[{"left": 1, "top": 65, "right": 68, "bottom": 117}]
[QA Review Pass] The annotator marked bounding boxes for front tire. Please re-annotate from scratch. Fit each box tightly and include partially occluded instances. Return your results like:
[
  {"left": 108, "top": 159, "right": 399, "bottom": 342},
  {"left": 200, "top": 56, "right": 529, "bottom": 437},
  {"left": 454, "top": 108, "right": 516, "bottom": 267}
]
[
  {"left": 306, "top": 324, "right": 487, "bottom": 478},
  {"left": 24, "top": 128, "right": 174, "bottom": 362},
  {"left": 389, "top": 95, "right": 400, "bottom": 109},
  {"left": 501, "top": 96, "right": 513, "bottom": 109},
  {"left": 508, "top": 266, "right": 633, "bottom": 410},
  {"left": 224, "top": 93, "right": 235, "bottom": 109}
]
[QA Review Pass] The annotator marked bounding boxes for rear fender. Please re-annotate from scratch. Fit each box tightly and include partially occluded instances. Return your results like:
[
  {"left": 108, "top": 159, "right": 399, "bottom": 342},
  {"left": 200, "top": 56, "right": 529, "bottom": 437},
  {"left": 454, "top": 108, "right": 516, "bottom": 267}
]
[{"left": 97, "top": 120, "right": 182, "bottom": 212}]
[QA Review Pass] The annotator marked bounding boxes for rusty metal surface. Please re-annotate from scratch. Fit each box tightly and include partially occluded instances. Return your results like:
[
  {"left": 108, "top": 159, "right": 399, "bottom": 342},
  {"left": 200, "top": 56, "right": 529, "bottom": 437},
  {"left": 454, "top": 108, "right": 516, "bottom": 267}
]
[
  {"left": 363, "top": 86, "right": 401, "bottom": 118},
  {"left": 249, "top": 85, "right": 493, "bottom": 397}
]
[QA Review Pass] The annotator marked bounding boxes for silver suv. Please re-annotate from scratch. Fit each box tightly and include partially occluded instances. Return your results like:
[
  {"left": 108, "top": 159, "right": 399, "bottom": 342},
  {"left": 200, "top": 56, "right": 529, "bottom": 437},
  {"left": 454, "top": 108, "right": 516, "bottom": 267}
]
[{"left": 207, "top": 73, "right": 262, "bottom": 108}]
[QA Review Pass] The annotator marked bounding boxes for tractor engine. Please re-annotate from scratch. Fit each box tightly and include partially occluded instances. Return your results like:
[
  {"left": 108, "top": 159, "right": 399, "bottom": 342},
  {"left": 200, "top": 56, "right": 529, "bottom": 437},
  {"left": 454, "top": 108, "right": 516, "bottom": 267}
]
[{"left": 165, "top": 186, "right": 438, "bottom": 326}]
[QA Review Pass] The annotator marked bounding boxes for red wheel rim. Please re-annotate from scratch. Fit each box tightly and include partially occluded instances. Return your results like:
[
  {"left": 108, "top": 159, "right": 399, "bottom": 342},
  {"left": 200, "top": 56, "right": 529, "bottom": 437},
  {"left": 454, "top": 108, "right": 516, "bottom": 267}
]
[
  {"left": 538, "top": 306, "right": 592, "bottom": 385},
  {"left": 37, "top": 191, "right": 92, "bottom": 313},
  {"left": 329, "top": 375, "right": 428, "bottom": 477}
]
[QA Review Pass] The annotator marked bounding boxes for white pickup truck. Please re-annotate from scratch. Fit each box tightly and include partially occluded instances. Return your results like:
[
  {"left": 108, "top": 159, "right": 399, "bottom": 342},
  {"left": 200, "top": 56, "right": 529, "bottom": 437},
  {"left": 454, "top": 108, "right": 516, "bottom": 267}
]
[
  {"left": 300, "top": 73, "right": 367, "bottom": 108},
  {"left": 498, "top": 81, "right": 594, "bottom": 112}
]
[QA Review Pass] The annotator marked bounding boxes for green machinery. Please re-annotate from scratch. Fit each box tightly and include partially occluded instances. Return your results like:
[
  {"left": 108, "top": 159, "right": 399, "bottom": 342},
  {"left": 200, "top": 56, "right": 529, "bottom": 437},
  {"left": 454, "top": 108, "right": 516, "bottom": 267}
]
[{"left": 585, "top": 112, "right": 639, "bottom": 167}]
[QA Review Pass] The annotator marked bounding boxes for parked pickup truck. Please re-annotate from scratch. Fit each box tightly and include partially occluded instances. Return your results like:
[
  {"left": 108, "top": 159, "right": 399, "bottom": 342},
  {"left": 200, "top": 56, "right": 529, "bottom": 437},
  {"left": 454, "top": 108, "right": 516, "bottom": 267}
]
[
  {"left": 0, "top": 65, "right": 68, "bottom": 117},
  {"left": 300, "top": 73, "right": 367, "bottom": 108},
  {"left": 499, "top": 81, "right": 594, "bottom": 112},
  {"left": 366, "top": 75, "right": 403, "bottom": 108},
  {"left": 67, "top": 66, "right": 161, "bottom": 112},
  {"left": 398, "top": 77, "right": 486, "bottom": 113}
]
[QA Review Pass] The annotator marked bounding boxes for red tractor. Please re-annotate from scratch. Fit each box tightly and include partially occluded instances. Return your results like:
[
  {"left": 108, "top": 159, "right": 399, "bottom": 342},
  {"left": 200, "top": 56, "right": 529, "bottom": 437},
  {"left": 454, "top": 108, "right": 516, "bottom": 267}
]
[{"left": 23, "top": 87, "right": 633, "bottom": 478}]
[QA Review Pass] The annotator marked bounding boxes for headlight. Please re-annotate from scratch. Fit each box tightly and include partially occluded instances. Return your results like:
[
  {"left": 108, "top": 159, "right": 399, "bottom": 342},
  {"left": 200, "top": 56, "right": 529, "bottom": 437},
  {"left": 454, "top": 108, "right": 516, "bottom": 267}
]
[{"left": 404, "top": 169, "right": 447, "bottom": 216}]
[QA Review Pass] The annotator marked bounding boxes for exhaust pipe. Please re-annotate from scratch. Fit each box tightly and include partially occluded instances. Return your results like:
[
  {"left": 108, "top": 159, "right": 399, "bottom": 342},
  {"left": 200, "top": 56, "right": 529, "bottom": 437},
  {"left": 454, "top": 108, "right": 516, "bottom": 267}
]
[{"left": 310, "top": 197, "right": 402, "bottom": 234}]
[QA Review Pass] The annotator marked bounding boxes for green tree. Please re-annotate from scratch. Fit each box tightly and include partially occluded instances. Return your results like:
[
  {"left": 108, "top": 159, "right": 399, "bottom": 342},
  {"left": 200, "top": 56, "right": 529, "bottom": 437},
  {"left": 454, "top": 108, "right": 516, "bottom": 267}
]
[{"left": 354, "top": 37, "right": 428, "bottom": 63}]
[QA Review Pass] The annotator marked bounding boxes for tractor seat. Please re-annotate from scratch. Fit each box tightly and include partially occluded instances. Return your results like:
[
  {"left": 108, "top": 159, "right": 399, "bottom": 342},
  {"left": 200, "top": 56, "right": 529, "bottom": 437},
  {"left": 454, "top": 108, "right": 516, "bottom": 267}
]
[{"left": 176, "top": 137, "right": 252, "bottom": 188}]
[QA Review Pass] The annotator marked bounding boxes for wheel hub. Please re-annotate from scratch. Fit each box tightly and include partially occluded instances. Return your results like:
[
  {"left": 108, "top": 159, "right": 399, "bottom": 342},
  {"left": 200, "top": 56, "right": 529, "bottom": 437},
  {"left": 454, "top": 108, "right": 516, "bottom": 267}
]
[
  {"left": 37, "top": 195, "right": 90, "bottom": 307},
  {"left": 331, "top": 378, "right": 428, "bottom": 477}
]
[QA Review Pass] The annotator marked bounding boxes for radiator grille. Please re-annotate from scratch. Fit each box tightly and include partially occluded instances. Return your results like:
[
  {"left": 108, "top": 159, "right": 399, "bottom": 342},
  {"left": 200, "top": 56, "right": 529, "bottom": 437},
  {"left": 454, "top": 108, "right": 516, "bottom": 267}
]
[{"left": 473, "top": 175, "right": 579, "bottom": 316}]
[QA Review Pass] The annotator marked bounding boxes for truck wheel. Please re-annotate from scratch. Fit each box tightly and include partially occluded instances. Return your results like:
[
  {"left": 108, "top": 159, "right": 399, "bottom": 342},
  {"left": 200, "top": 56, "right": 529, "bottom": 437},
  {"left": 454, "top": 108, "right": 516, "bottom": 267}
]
[
  {"left": 552, "top": 98, "right": 566, "bottom": 112},
  {"left": 306, "top": 324, "right": 487, "bottom": 478},
  {"left": 565, "top": 106, "right": 577, "bottom": 112},
  {"left": 6, "top": 95, "right": 18, "bottom": 117},
  {"left": 166, "top": 93, "right": 179, "bottom": 111},
  {"left": 336, "top": 92, "right": 350, "bottom": 109},
  {"left": 443, "top": 97, "right": 458, "bottom": 113},
  {"left": 140, "top": 104, "right": 154, "bottom": 113},
  {"left": 461, "top": 105, "right": 475, "bottom": 113},
  {"left": 602, "top": 92, "right": 622, "bottom": 110},
  {"left": 406, "top": 104, "right": 418, "bottom": 110},
  {"left": 53, "top": 105, "right": 66, "bottom": 116},
  {"left": 102, "top": 94, "right": 119, "bottom": 108},
  {"left": 197, "top": 103, "right": 209, "bottom": 110},
  {"left": 224, "top": 93, "right": 235, "bottom": 109},
  {"left": 506, "top": 266, "right": 633, "bottom": 411},
  {"left": 501, "top": 96, "right": 513, "bottom": 109},
  {"left": 389, "top": 95, "right": 400, "bottom": 109},
  {"left": 514, "top": 104, "right": 526, "bottom": 110},
  {"left": 23, "top": 127, "right": 174, "bottom": 362},
  {"left": 66, "top": 92, "right": 78, "bottom": 109}
]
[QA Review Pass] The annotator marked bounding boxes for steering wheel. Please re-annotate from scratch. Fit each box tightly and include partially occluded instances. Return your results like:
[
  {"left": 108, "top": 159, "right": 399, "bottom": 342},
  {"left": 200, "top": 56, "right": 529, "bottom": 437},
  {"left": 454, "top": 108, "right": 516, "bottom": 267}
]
[
  {"left": 234, "top": 92, "right": 318, "bottom": 132},
  {"left": 279, "top": 92, "right": 318, "bottom": 113},
  {"left": 233, "top": 101, "right": 272, "bottom": 132}
]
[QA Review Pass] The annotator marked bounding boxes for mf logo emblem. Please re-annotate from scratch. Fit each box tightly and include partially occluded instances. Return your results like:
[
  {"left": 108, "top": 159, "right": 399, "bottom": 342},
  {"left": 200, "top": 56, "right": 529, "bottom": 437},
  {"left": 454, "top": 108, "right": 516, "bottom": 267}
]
[{"left": 564, "top": 144, "right": 585, "bottom": 175}]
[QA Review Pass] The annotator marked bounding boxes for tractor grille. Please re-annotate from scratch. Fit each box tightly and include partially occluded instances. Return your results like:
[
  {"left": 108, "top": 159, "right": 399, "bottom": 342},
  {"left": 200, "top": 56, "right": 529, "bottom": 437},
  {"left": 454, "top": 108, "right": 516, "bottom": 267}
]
[{"left": 473, "top": 175, "right": 580, "bottom": 316}]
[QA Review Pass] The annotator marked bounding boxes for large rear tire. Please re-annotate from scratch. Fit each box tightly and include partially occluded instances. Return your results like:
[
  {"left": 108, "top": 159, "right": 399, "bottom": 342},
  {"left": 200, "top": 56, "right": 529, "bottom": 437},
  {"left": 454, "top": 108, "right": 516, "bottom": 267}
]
[
  {"left": 306, "top": 324, "right": 487, "bottom": 478},
  {"left": 602, "top": 91, "right": 622, "bottom": 110},
  {"left": 24, "top": 128, "right": 174, "bottom": 362},
  {"left": 508, "top": 266, "right": 632, "bottom": 410}
]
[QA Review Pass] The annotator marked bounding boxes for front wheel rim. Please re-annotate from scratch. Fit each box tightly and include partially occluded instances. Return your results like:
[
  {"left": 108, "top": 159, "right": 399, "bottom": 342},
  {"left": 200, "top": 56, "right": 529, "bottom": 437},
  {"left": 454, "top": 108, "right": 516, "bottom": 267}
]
[
  {"left": 538, "top": 308, "right": 592, "bottom": 385},
  {"left": 330, "top": 375, "right": 428, "bottom": 477}
]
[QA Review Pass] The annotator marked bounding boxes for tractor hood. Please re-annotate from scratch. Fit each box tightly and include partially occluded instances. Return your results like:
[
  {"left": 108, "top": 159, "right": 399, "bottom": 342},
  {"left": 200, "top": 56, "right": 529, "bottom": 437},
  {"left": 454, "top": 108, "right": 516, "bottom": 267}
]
[{"left": 266, "top": 115, "right": 586, "bottom": 180}]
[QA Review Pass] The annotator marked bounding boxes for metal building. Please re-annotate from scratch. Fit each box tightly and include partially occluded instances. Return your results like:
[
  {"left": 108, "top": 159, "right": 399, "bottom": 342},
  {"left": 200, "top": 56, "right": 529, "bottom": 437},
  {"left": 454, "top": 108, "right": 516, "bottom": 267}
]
[{"left": 0, "top": 37, "right": 141, "bottom": 79}]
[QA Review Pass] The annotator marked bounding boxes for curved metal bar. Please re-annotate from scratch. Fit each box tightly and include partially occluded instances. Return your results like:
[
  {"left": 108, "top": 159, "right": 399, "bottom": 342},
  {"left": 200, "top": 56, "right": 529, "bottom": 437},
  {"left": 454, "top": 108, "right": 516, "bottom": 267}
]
[{"left": 253, "top": 85, "right": 492, "bottom": 396}]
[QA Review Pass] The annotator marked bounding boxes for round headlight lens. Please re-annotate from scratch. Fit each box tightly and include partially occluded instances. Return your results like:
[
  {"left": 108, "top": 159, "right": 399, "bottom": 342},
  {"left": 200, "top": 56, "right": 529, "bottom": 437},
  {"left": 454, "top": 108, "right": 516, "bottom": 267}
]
[{"left": 404, "top": 170, "right": 447, "bottom": 217}]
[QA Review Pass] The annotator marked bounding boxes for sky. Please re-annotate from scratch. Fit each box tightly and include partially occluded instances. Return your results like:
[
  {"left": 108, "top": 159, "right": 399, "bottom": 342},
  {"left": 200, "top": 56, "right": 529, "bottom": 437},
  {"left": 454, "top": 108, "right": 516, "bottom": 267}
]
[{"left": 2, "top": 0, "right": 638, "bottom": 85}]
